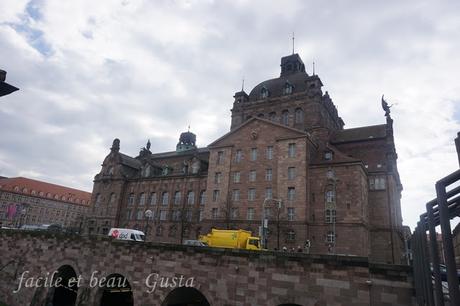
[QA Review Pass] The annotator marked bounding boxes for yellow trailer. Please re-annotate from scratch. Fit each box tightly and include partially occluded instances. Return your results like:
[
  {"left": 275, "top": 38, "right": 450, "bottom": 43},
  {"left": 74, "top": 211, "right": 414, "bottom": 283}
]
[{"left": 199, "top": 229, "right": 261, "bottom": 250}]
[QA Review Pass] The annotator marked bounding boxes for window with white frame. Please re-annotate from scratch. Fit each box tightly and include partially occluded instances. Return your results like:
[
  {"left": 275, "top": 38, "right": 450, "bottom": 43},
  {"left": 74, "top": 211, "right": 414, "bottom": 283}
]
[
  {"left": 266, "top": 146, "right": 273, "bottom": 159},
  {"left": 161, "top": 192, "right": 169, "bottom": 206},
  {"left": 288, "top": 167, "right": 296, "bottom": 180},
  {"left": 250, "top": 148, "right": 257, "bottom": 161},
  {"left": 138, "top": 193, "right": 146, "bottom": 206},
  {"left": 369, "top": 176, "right": 386, "bottom": 190},
  {"left": 231, "top": 208, "right": 238, "bottom": 220},
  {"left": 265, "top": 169, "right": 273, "bottom": 181},
  {"left": 233, "top": 171, "right": 241, "bottom": 183},
  {"left": 287, "top": 207, "right": 295, "bottom": 221},
  {"left": 326, "top": 231, "right": 336, "bottom": 243},
  {"left": 149, "top": 192, "right": 157, "bottom": 205},
  {"left": 247, "top": 208, "right": 255, "bottom": 220},
  {"left": 174, "top": 191, "right": 181, "bottom": 205},
  {"left": 265, "top": 188, "right": 273, "bottom": 200},
  {"left": 160, "top": 210, "right": 167, "bottom": 221},
  {"left": 214, "top": 172, "right": 222, "bottom": 184},
  {"left": 249, "top": 170, "right": 256, "bottom": 182},
  {"left": 325, "top": 190, "right": 335, "bottom": 203},
  {"left": 212, "top": 190, "right": 220, "bottom": 202},
  {"left": 287, "top": 187, "right": 295, "bottom": 201},
  {"left": 128, "top": 193, "right": 134, "bottom": 206},
  {"left": 187, "top": 191, "right": 195, "bottom": 205},
  {"left": 248, "top": 188, "right": 256, "bottom": 201},
  {"left": 232, "top": 189, "right": 240, "bottom": 201},
  {"left": 235, "top": 150, "right": 242, "bottom": 163},
  {"left": 288, "top": 143, "right": 296, "bottom": 157},
  {"left": 325, "top": 209, "right": 336, "bottom": 223}
]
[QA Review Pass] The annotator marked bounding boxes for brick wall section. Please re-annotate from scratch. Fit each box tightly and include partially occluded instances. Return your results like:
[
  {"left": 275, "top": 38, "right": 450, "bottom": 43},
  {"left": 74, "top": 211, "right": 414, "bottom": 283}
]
[{"left": 0, "top": 230, "right": 415, "bottom": 306}]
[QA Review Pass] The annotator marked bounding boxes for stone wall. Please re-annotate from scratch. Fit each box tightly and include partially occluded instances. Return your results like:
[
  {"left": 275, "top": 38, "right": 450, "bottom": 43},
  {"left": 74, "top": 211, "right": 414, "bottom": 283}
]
[{"left": 0, "top": 230, "right": 415, "bottom": 306}]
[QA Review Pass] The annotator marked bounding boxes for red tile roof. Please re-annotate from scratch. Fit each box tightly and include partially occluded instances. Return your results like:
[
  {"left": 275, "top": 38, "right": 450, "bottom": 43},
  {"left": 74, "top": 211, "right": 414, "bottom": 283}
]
[{"left": 0, "top": 177, "right": 91, "bottom": 206}]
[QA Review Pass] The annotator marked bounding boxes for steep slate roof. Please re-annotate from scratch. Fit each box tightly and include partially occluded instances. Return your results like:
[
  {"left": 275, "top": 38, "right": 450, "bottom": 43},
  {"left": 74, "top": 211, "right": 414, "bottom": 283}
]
[
  {"left": 248, "top": 72, "right": 321, "bottom": 101},
  {"left": 120, "top": 153, "right": 142, "bottom": 169},
  {"left": 331, "top": 124, "right": 387, "bottom": 143},
  {"left": 0, "top": 177, "right": 91, "bottom": 205},
  {"left": 148, "top": 147, "right": 210, "bottom": 159}
]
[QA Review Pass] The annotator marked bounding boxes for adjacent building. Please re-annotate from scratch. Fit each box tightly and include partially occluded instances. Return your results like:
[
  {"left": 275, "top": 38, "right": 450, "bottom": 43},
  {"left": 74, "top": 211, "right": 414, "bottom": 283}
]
[
  {"left": 84, "top": 52, "right": 405, "bottom": 264},
  {"left": 0, "top": 177, "right": 90, "bottom": 231}
]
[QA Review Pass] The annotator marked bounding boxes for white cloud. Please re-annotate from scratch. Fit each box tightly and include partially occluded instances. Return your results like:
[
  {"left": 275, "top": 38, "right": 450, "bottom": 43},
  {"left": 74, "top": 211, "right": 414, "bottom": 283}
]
[{"left": 1, "top": 0, "right": 459, "bottom": 229}]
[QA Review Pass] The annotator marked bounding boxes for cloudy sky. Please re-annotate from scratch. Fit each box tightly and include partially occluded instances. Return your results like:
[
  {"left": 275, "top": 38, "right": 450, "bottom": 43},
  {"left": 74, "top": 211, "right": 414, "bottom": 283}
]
[{"left": 1, "top": 0, "right": 459, "bottom": 229}]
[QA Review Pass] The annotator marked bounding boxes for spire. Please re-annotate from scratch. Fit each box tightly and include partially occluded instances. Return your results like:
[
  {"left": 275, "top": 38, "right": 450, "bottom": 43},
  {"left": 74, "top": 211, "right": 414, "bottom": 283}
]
[{"left": 292, "top": 32, "right": 295, "bottom": 54}]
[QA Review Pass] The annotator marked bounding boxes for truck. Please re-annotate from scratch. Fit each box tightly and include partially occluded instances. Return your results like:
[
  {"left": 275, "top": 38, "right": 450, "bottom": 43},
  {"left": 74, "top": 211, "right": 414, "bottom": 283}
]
[{"left": 198, "top": 229, "right": 261, "bottom": 250}]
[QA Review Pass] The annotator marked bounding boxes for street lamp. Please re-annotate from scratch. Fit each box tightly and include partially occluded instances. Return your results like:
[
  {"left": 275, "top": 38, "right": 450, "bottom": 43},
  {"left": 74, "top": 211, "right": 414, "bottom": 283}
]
[
  {"left": 260, "top": 198, "right": 282, "bottom": 250},
  {"left": 144, "top": 209, "right": 153, "bottom": 241}
]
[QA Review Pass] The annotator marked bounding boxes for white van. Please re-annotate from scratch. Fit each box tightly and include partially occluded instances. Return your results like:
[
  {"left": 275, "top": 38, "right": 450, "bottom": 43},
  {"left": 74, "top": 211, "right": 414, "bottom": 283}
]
[{"left": 108, "top": 228, "right": 145, "bottom": 242}]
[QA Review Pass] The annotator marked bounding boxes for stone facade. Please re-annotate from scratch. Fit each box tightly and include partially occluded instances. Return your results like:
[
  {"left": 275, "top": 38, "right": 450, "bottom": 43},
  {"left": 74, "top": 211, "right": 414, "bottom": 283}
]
[
  {"left": 84, "top": 52, "right": 405, "bottom": 264},
  {"left": 0, "top": 230, "right": 415, "bottom": 306},
  {"left": 0, "top": 177, "right": 90, "bottom": 230}
]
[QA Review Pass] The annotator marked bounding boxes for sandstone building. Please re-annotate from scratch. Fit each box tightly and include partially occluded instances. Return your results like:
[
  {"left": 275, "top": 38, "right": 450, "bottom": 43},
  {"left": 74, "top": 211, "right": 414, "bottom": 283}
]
[
  {"left": 0, "top": 177, "right": 90, "bottom": 230},
  {"left": 84, "top": 52, "right": 405, "bottom": 264}
]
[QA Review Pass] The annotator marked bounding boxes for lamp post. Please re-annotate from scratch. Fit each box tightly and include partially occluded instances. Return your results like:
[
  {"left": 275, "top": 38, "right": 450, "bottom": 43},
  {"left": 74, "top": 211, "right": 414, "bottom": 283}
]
[
  {"left": 260, "top": 198, "right": 282, "bottom": 250},
  {"left": 144, "top": 209, "right": 153, "bottom": 241}
]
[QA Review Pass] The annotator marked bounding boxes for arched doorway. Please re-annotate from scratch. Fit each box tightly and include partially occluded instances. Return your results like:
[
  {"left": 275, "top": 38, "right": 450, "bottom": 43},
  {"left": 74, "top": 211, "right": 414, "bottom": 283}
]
[
  {"left": 99, "top": 274, "right": 133, "bottom": 306},
  {"left": 51, "top": 265, "right": 78, "bottom": 306},
  {"left": 161, "top": 287, "right": 210, "bottom": 306}
]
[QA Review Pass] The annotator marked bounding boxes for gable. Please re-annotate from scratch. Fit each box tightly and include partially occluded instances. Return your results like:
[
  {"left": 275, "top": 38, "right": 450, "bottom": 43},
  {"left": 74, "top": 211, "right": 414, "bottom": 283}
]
[{"left": 208, "top": 117, "right": 306, "bottom": 148}]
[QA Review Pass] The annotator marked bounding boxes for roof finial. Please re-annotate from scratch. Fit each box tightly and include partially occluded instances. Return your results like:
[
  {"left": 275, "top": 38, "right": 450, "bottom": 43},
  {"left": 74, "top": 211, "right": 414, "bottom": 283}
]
[
  {"left": 242, "top": 77, "right": 245, "bottom": 91},
  {"left": 312, "top": 61, "right": 315, "bottom": 75},
  {"left": 292, "top": 32, "right": 295, "bottom": 54},
  {"left": 188, "top": 125, "right": 190, "bottom": 132}
]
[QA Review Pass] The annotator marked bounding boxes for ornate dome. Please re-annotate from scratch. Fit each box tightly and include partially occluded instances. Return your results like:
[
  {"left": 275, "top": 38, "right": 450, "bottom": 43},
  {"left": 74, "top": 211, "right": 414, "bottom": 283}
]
[{"left": 176, "top": 130, "right": 197, "bottom": 152}]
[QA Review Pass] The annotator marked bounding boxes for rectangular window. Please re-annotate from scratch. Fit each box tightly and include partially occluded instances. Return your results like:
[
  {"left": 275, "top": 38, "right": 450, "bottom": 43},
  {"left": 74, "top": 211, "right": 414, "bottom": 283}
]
[
  {"left": 138, "top": 193, "right": 146, "bottom": 206},
  {"left": 288, "top": 167, "right": 296, "bottom": 180},
  {"left": 325, "top": 209, "right": 337, "bottom": 223},
  {"left": 232, "top": 189, "right": 240, "bottom": 201},
  {"left": 287, "top": 187, "right": 295, "bottom": 201},
  {"left": 326, "top": 231, "right": 336, "bottom": 243},
  {"left": 172, "top": 210, "right": 180, "bottom": 221},
  {"left": 150, "top": 192, "right": 157, "bottom": 205},
  {"left": 287, "top": 207, "right": 295, "bottom": 221},
  {"left": 212, "top": 208, "right": 218, "bottom": 219},
  {"left": 160, "top": 210, "right": 167, "bottom": 221},
  {"left": 370, "top": 177, "right": 386, "bottom": 190},
  {"left": 126, "top": 209, "right": 132, "bottom": 220},
  {"left": 187, "top": 191, "right": 195, "bottom": 205},
  {"left": 250, "top": 148, "right": 257, "bottom": 161},
  {"left": 137, "top": 210, "right": 143, "bottom": 220},
  {"left": 231, "top": 208, "right": 238, "bottom": 220},
  {"left": 288, "top": 143, "right": 296, "bottom": 158},
  {"left": 200, "top": 190, "right": 206, "bottom": 205},
  {"left": 266, "top": 146, "right": 273, "bottom": 160},
  {"left": 162, "top": 192, "right": 169, "bottom": 205},
  {"left": 174, "top": 191, "right": 181, "bottom": 205},
  {"left": 247, "top": 208, "right": 255, "bottom": 220},
  {"left": 185, "top": 210, "right": 193, "bottom": 222},
  {"left": 265, "top": 169, "right": 272, "bottom": 181},
  {"left": 248, "top": 188, "right": 256, "bottom": 201},
  {"left": 199, "top": 209, "right": 204, "bottom": 221},
  {"left": 265, "top": 188, "right": 272, "bottom": 200},
  {"left": 217, "top": 151, "right": 224, "bottom": 164},
  {"left": 212, "top": 190, "right": 220, "bottom": 202},
  {"left": 235, "top": 149, "right": 242, "bottom": 163},
  {"left": 128, "top": 193, "right": 134, "bottom": 205},
  {"left": 264, "top": 207, "right": 271, "bottom": 218},
  {"left": 214, "top": 172, "right": 222, "bottom": 184},
  {"left": 326, "top": 190, "right": 335, "bottom": 203},
  {"left": 233, "top": 171, "right": 241, "bottom": 183},
  {"left": 249, "top": 170, "right": 256, "bottom": 182}
]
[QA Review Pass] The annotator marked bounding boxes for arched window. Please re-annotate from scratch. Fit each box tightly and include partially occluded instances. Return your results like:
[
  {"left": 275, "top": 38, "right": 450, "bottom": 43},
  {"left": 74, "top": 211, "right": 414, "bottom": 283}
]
[
  {"left": 269, "top": 112, "right": 276, "bottom": 121},
  {"left": 261, "top": 87, "right": 269, "bottom": 99},
  {"left": 294, "top": 108, "right": 303, "bottom": 123},
  {"left": 162, "top": 192, "right": 169, "bottom": 205},
  {"left": 281, "top": 110, "right": 289, "bottom": 126},
  {"left": 284, "top": 82, "right": 293, "bottom": 95}
]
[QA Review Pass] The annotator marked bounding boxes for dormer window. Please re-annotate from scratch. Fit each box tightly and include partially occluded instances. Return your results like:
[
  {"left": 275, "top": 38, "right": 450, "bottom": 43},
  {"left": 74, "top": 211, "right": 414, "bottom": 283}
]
[
  {"left": 283, "top": 82, "right": 293, "bottom": 95},
  {"left": 261, "top": 87, "right": 269, "bottom": 99}
]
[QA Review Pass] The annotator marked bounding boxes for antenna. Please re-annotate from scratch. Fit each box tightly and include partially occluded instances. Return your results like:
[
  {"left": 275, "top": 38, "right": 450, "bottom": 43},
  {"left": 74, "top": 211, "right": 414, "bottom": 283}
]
[
  {"left": 292, "top": 32, "right": 295, "bottom": 54},
  {"left": 312, "top": 61, "right": 315, "bottom": 75}
]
